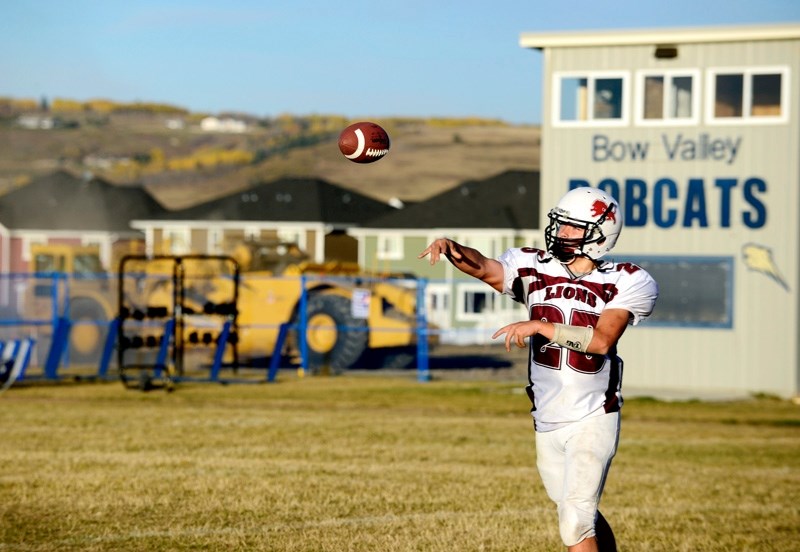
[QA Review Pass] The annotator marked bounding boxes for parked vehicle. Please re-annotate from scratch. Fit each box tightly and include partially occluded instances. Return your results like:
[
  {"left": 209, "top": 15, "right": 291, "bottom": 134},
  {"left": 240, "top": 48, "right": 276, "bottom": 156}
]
[{"left": 27, "top": 241, "right": 431, "bottom": 372}]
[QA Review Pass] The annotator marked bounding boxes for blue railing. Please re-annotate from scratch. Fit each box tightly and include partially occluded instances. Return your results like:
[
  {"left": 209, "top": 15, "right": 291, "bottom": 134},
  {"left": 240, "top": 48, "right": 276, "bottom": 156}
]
[{"left": 0, "top": 270, "right": 433, "bottom": 384}]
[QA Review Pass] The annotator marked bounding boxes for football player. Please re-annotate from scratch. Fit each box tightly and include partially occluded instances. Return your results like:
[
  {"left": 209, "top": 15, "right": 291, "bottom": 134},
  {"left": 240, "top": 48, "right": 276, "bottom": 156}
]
[{"left": 419, "top": 186, "right": 658, "bottom": 552}]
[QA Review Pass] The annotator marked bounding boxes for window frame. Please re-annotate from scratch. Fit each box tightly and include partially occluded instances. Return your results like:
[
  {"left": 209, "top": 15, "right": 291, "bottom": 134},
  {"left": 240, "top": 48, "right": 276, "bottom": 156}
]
[
  {"left": 705, "top": 66, "right": 790, "bottom": 125},
  {"left": 552, "top": 70, "right": 631, "bottom": 128},
  {"left": 455, "top": 282, "right": 498, "bottom": 322},
  {"left": 244, "top": 226, "right": 261, "bottom": 242},
  {"left": 376, "top": 233, "right": 404, "bottom": 261},
  {"left": 277, "top": 227, "right": 306, "bottom": 250},
  {"left": 21, "top": 234, "right": 48, "bottom": 263},
  {"left": 207, "top": 227, "right": 224, "bottom": 254},
  {"left": 634, "top": 68, "right": 701, "bottom": 127},
  {"left": 459, "top": 234, "right": 500, "bottom": 260},
  {"left": 164, "top": 226, "right": 191, "bottom": 255},
  {"left": 424, "top": 283, "right": 452, "bottom": 329}
]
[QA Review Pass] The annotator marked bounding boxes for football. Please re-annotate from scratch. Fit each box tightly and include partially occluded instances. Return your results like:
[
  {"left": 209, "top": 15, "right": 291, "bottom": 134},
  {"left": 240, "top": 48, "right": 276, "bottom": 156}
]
[{"left": 338, "top": 122, "right": 390, "bottom": 163}]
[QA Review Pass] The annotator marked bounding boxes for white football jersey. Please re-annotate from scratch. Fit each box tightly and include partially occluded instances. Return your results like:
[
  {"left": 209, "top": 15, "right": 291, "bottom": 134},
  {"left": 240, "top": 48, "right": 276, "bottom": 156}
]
[{"left": 498, "top": 247, "right": 658, "bottom": 432}]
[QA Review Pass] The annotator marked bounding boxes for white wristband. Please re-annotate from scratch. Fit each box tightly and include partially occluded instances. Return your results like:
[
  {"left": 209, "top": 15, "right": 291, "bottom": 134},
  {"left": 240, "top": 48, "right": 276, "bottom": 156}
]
[{"left": 552, "top": 323, "right": 593, "bottom": 353}]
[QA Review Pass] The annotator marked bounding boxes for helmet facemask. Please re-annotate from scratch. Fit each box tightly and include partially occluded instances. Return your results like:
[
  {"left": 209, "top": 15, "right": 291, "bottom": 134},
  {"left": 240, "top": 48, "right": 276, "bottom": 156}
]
[
  {"left": 545, "top": 187, "right": 623, "bottom": 264},
  {"left": 545, "top": 201, "right": 615, "bottom": 264}
]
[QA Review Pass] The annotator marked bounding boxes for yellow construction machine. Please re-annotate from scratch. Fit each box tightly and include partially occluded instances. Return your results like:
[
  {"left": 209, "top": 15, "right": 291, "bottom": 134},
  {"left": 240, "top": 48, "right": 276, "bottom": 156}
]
[
  {"left": 27, "top": 243, "right": 118, "bottom": 364},
  {"left": 226, "top": 240, "right": 425, "bottom": 371},
  {"left": 27, "top": 241, "right": 430, "bottom": 372}
]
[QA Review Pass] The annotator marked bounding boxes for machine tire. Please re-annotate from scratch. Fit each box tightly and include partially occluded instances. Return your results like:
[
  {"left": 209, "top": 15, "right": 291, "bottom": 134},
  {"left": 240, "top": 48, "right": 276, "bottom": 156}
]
[
  {"left": 68, "top": 297, "right": 109, "bottom": 365},
  {"left": 300, "top": 293, "right": 368, "bottom": 374}
]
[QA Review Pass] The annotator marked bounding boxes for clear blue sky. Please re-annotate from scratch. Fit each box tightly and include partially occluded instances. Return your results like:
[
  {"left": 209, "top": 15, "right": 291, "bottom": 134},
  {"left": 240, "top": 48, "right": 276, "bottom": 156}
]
[{"left": 1, "top": 1, "right": 798, "bottom": 124}]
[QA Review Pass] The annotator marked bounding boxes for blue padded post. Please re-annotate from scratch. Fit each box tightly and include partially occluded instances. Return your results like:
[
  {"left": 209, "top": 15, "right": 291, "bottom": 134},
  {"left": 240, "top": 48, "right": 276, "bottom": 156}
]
[
  {"left": 209, "top": 319, "right": 232, "bottom": 381},
  {"left": 298, "top": 275, "right": 308, "bottom": 377},
  {"left": 15, "top": 338, "right": 35, "bottom": 381},
  {"left": 415, "top": 278, "right": 430, "bottom": 382},
  {"left": 153, "top": 318, "right": 175, "bottom": 379},
  {"left": 267, "top": 322, "right": 291, "bottom": 383},
  {"left": 97, "top": 318, "right": 120, "bottom": 379},
  {"left": 44, "top": 317, "right": 71, "bottom": 380}
]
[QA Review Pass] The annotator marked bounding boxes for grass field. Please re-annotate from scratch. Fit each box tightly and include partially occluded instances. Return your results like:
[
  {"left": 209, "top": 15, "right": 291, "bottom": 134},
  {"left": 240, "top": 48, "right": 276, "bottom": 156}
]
[{"left": 1, "top": 374, "right": 798, "bottom": 551}]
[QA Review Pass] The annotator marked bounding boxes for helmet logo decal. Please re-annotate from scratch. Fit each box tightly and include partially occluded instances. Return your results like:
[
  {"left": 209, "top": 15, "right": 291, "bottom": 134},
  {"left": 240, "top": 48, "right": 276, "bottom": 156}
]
[
  {"left": 591, "top": 200, "right": 615, "bottom": 222},
  {"left": 547, "top": 188, "right": 622, "bottom": 263}
]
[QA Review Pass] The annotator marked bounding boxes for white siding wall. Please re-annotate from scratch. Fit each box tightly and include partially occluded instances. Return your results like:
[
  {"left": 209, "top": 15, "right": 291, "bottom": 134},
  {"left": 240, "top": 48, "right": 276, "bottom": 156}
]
[{"left": 536, "top": 32, "right": 800, "bottom": 397}]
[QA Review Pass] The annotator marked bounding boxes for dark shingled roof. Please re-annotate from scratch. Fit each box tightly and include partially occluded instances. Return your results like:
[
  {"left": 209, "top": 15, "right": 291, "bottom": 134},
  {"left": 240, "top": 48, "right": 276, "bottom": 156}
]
[
  {"left": 363, "top": 170, "right": 540, "bottom": 230},
  {"left": 0, "top": 170, "right": 167, "bottom": 232},
  {"left": 157, "top": 177, "right": 396, "bottom": 225}
]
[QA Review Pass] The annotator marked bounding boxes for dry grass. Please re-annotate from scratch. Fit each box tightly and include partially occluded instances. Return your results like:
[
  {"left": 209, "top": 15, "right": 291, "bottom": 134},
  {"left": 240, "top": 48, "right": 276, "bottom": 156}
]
[{"left": 1, "top": 375, "right": 798, "bottom": 551}]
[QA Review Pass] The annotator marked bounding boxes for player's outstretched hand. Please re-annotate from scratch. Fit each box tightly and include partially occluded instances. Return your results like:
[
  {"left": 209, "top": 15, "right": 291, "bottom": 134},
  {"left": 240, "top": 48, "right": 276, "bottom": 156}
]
[
  {"left": 418, "top": 238, "right": 463, "bottom": 265},
  {"left": 492, "top": 321, "right": 542, "bottom": 352}
]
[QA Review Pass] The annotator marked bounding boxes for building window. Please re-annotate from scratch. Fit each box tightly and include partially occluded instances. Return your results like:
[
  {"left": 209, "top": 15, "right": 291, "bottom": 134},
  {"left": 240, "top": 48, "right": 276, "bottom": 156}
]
[
  {"left": 751, "top": 73, "right": 783, "bottom": 116},
  {"left": 554, "top": 72, "right": 629, "bottom": 127},
  {"left": 636, "top": 70, "right": 699, "bottom": 125},
  {"left": 714, "top": 74, "right": 744, "bottom": 117},
  {"left": 707, "top": 67, "right": 789, "bottom": 124},
  {"left": 430, "top": 290, "right": 449, "bottom": 311},
  {"left": 425, "top": 284, "right": 452, "bottom": 328},
  {"left": 244, "top": 227, "right": 261, "bottom": 241},
  {"left": 21, "top": 235, "right": 47, "bottom": 262},
  {"left": 456, "top": 283, "right": 497, "bottom": 321},
  {"left": 33, "top": 251, "right": 63, "bottom": 272},
  {"left": 277, "top": 228, "right": 306, "bottom": 249},
  {"left": 376, "top": 234, "right": 403, "bottom": 261},
  {"left": 208, "top": 228, "right": 223, "bottom": 254},
  {"left": 623, "top": 256, "right": 733, "bottom": 328},
  {"left": 164, "top": 228, "right": 190, "bottom": 254},
  {"left": 460, "top": 235, "right": 499, "bottom": 259}
]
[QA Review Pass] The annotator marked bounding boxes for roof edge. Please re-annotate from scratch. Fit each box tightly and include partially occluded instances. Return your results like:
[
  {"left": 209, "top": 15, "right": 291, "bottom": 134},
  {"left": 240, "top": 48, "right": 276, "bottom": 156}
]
[{"left": 519, "top": 22, "right": 800, "bottom": 50}]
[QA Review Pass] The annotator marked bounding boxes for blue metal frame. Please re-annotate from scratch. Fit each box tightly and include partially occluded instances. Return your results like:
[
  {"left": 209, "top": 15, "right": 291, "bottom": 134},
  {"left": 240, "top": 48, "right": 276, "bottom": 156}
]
[
  {"left": 1, "top": 270, "right": 436, "bottom": 384},
  {"left": 416, "top": 278, "right": 430, "bottom": 382}
]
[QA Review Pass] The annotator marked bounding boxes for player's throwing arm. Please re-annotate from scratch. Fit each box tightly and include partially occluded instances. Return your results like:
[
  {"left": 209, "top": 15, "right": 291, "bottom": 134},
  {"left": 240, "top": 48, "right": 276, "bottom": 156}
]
[{"left": 419, "top": 238, "right": 503, "bottom": 291}]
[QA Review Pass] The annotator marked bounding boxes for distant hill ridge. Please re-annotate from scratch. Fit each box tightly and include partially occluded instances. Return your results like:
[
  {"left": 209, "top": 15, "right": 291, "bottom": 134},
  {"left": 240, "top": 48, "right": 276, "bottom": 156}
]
[{"left": 0, "top": 99, "right": 540, "bottom": 208}]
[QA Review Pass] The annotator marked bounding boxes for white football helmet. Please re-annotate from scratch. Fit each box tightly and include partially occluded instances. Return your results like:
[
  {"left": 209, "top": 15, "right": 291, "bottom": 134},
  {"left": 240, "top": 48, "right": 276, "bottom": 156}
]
[{"left": 545, "top": 187, "right": 623, "bottom": 263}]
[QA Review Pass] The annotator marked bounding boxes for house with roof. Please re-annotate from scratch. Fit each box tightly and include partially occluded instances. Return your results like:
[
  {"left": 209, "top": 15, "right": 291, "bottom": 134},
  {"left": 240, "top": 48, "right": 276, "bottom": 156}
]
[
  {"left": 0, "top": 170, "right": 166, "bottom": 274},
  {"left": 350, "top": 170, "right": 541, "bottom": 344},
  {"left": 130, "top": 177, "right": 400, "bottom": 264},
  {"left": 200, "top": 116, "right": 247, "bottom": 133},
  {"left": 519, "top": 23, "right": 800, "bottom": 398}
]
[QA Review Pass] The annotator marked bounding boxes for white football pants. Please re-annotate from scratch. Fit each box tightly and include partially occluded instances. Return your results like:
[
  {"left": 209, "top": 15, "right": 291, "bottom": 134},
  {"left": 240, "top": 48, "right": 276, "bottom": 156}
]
[{"left": 534, "top": 411, "right": 620, "bottom": 547}]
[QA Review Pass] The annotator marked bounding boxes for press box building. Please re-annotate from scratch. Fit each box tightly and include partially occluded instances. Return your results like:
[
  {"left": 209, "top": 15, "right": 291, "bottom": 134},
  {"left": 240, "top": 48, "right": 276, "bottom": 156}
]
[{"left": 519, "top": 23, "right": 800, "bottom": 399}]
